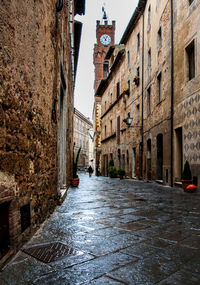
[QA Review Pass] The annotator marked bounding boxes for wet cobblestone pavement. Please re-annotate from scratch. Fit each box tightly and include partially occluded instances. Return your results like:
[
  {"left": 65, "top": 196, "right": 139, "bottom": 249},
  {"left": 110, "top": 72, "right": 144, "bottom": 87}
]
[{"left": 1, "top": 173, "right": 200, "bottom": 284}]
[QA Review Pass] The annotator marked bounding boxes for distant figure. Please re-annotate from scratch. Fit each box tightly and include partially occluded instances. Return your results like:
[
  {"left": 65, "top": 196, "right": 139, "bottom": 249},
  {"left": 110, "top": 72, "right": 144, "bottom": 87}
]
[{"left": 88, "top": 166, "right": 93, "bottom": 177}]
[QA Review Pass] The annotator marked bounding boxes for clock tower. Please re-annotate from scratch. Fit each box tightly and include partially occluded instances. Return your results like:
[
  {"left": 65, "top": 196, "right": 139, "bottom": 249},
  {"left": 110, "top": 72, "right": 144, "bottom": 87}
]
[
  {"left": 93, "top": 8, "right": 115, "bottom": 175},
  {"left": 93, "top": 15, "right": 115, "bottom": 92}
]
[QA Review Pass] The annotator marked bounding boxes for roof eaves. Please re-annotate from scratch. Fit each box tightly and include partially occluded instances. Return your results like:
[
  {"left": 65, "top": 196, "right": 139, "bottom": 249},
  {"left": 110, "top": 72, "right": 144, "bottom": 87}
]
[
  {"left": 110, "top": 49, "right": 125, "bottom": 72},
  {"left": 94, "top": 79, "right": 108, "bottom": 97},
  {"left": 105, "top": 46, "right": 115, "bottom": 60},
  {"left": 120, "top": 0, "right": 147, "bottom": 45}
]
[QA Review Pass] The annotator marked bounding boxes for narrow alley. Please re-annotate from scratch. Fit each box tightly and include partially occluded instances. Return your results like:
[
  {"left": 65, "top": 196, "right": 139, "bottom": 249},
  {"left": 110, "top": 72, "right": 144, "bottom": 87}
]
[{"left": 1, "top": 174, "right": 200, "bottom": 284}]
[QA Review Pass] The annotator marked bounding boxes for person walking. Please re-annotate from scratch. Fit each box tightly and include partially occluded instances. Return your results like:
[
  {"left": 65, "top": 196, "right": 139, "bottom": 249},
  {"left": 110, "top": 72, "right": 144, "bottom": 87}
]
[{"left": 88, "top": 166, "right": 93, "bottom": 177}]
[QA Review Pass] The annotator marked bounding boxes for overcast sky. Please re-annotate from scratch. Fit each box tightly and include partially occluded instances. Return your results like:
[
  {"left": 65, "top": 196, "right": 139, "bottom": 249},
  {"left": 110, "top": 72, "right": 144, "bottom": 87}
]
[{"left": 74, "top": 0, "right": 138, "bottom": 120}]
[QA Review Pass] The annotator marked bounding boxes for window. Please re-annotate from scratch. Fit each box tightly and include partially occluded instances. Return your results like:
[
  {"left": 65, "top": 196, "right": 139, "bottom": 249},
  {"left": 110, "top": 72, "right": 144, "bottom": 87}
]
[
  {"left": 186, "top": 40, "right": 195, "bottom": 80},
  {"left": 137, "top": 104, "right": 140, "bottom": 122},
  {"left": 148, "top": 5, "right": 151, "bottom": 29},
  {"left": 128, "top": 80, "right": 130, "bottom": 92},
  {"left": 148, "top": 48, "right": 151, "bottom": 67},
  {"left": 110, "top": 120, "right": 112, "bottom": 134},
  {"left": 116, "top": 82, "right": 120, "bottom": 98},
  {"left": 157, "top": 26, "right": 162, "bottom": 51},
  {"left": 147, "top": 87, "right": 151, "bottom": 115},
  {"left": 189, "top": 0, "right": 194, "bottom": 5},
  {"left": 117, "top": 116, "right": 120, "bottom": 144},
  {"left": 118, "top": 149, "right": 121, "bottom": 167},
  {"left": 127, "top": 150, "right": 129, "bottom": 164},
  {"left": 157, "top": 72, "right": 162, "bottom": 102},
  {"left": 105, "top": 125, "right": 107, "bottom": 137},
  {"left": 105, "top": 101, "right": 107, "bottom": 111},
  {"left": 137, "top": 66, "right": 140, "bottom": 77},
  {"left": 110, "top": 93, "right": 113, "bottom": 104},
  {"left": 103, "top": 61, "right": 109, "bottom": 77},
  {"left": 137, "top": 33, "right": 140, "bottom": 52},
  {"left": 20, "top": 204, "right": 31, "bottom": 233},
  {"left": 127, "top": 50, "right": 130, "bottom": 67}
]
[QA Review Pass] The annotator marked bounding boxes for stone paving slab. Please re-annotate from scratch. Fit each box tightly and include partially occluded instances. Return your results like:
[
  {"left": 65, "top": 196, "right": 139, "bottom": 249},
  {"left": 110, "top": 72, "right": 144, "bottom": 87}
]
[{"left": 0, "top": 173, "right": 200, "bottom": 284}]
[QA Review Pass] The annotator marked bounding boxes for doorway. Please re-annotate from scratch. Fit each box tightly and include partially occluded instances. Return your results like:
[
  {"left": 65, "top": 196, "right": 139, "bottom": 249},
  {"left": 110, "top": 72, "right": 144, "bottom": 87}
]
[
  {"left": 104, "top": 154, "right": 109, "bottom": 176},
  {"left": 147, "top": 139, "right": 151, "bottom": 180},
  {"left": 132, "top": 148, "right": 136, "bottom": 178},
  {"left": 157, "top": 134, "right": 163, "bottom": 180},
  {"left": 175, "top": 127, "right": 183, "bottom": 180},
  {"left": 0, "top": 202, "right": 10, "bottom": 259}
]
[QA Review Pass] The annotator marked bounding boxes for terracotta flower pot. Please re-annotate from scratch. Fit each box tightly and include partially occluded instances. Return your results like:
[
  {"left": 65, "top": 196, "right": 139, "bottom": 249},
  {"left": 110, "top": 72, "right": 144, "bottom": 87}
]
[
  {"left": 71, "top": 177, "right": 79, "bottom": 187},
  {"left": 185, "top": 184, "right": 197, "bottom": 193},
  {"left": 182, "top": 180, "right": 192, "bottom": 191}
]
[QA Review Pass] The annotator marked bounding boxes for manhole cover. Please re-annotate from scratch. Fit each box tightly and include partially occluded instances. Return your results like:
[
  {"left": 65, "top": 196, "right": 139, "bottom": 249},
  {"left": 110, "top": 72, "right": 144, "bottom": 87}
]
[{"left": 23, "top": 242, "right": 76, "bottom": 263}]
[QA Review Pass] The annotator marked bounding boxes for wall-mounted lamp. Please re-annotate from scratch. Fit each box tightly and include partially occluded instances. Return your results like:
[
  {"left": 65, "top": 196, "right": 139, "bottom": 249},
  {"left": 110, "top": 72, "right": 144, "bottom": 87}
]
[
  {"left": 123, "top": 113, "right": 141, "bottom": 128},
  {"left": 123, "top": 113, "right": 133, "bottom": 127}
]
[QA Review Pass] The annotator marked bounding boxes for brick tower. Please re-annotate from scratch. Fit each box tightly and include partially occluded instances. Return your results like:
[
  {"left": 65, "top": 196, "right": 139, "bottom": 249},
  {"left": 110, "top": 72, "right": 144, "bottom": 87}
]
[
  {"left": 94, "top": 19, "right": 115, "bottom": 92},
  {"left": 93, "top": 8, "right": 115, "bottom": 175}
]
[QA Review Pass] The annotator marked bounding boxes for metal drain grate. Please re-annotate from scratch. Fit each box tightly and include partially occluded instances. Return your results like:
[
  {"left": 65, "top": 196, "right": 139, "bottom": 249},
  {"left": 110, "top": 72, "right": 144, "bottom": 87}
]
[{"left": 23, "top": 242, "right": 76, "bottom": 263}]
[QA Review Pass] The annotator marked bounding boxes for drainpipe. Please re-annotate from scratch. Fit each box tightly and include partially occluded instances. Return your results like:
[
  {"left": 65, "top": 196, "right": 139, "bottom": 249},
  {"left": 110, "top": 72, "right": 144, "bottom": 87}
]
[
  {"left": 141, "top": 13, "right": 145, "bottom": 179},
  {"left": 170, "top": 0, "right": 174, "bottom": 187},
  {"left": 56, "top": 0, "right": 63, "bottom": 12},
  {"left": 69, "top": 0, "right": 75, "bottom": 86}
]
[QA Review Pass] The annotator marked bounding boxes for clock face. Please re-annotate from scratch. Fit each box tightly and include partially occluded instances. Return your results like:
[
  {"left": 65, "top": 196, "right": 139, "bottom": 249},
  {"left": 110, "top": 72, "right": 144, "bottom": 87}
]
[{"left": 100, "top": 34, "right": 111, "bottom": 45}]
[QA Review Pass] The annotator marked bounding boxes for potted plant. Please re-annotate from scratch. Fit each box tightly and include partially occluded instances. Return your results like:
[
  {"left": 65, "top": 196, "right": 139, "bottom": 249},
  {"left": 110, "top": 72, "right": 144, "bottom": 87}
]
[
  {"left": 108, "top": 166, "right": 117, "bottom": 178},
  {"left": 118, "top": 168, "right": 125, "bottom": 179},
  {"left": 71, "top": 147, "right": 81, "bottom": 187},
  {"left": 109, "top": 159, "right": 114, "bottom": 167},
  {"left": 181, "top": 160, "right": 192, "bottom": 191}
]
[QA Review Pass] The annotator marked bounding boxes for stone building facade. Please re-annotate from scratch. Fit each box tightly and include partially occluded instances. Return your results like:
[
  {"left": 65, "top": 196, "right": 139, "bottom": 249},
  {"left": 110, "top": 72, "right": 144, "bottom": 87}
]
[
  {"left": 74, "top": 108, "right": 93, "bottom": 170},
  {"left": 142, "top": 0, "right": 172, "bottom": 184},
  {"left": 173, "top": 0, "right": 200, "bottom": 186},
  {"left": 98, "top": 0, "right": 200, "bottom": 187},
  {"left": 0, "top": 0, "right": 85, "bottom": 266},
  {"left": 93, "top": 15, "right": 115, "bottom": 175}
]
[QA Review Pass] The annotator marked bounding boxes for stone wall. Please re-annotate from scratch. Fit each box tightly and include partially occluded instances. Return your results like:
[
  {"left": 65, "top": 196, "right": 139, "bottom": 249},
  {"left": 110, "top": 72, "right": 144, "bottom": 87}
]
[
  {"left": 0, "top": 0, "right": 74, "bottom": 263},
  {"left": 143, "top": 0, "right": 171, "bottom": 184}
]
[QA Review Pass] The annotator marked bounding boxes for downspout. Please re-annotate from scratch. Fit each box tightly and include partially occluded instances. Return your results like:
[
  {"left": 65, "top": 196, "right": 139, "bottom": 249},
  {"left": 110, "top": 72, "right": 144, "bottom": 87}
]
[
  {"left": 69, "top": 0, "right": 75, "bottom": 86},
  {"left": 56, "top": 0, "right": 63, "bottom": 12},
  {"left": 141, "top": 13, "right": 144, "bottom": 179},
  {"left": 170, "top": 0, "right": 174, "bottom": 187}
]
